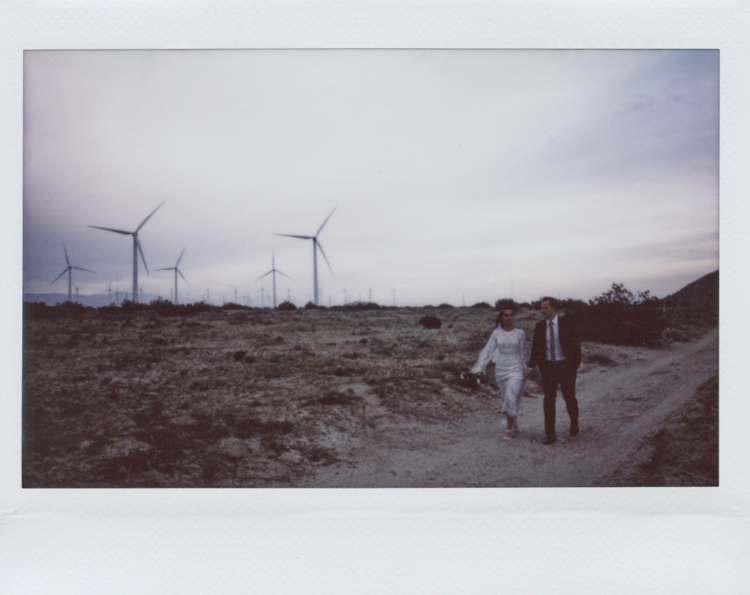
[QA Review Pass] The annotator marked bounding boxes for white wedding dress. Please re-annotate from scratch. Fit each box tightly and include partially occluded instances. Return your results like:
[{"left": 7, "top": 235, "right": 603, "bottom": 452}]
[{"left": 471, "top": 327, "right": 527, "bottom": 424}]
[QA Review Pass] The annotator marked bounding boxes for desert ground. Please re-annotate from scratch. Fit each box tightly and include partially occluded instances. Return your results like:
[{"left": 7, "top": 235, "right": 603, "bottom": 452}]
[{"left": 22, "top": 304, "right": 718, "bottom": 488}]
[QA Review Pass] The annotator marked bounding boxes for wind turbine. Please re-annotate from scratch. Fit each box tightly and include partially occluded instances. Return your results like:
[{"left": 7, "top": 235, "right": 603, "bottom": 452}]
[
  {"left": 228, "top": 284, "right": 244, "bottom": 305},
  {"left": 256, "top": 251, "right": 291, "bottom": 309},
  {"left": 88, "top": 202, "right": 164, "bottom": 303},
  {"left": 51, "top": 243, "right": 94, "bottom": 302},
  {"left": 275, "top": 206, "right": 336, "bottom": 306},
  {"left": 156, "top": 248, "right": 188, "bottom": 305}
]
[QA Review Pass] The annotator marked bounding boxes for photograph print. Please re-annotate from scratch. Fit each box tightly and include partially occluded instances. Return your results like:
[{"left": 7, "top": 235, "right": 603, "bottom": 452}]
[{"left": 22, "top": 49, "right": 719, "bottom": 488}]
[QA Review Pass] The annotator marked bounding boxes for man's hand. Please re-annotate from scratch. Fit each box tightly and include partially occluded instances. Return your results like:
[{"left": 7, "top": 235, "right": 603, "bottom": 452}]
[{"left": 523, "top": 368, "right": 533, "bottom": 380}]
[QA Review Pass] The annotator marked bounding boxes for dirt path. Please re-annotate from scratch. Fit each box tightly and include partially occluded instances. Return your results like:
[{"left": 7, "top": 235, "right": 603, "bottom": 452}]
[{"left": 309, "top": 328, "right": 719, "bottom": 487}]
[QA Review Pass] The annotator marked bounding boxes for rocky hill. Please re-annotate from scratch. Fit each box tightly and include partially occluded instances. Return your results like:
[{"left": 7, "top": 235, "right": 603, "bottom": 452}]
[{"left": 665, "top": 270, "right": 718, "bottom": 309}]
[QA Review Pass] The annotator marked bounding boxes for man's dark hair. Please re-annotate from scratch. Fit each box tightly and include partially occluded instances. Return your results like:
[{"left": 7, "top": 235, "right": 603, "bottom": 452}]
[{"left": 541, "top": 296, "right": 559, "bottom": 310}]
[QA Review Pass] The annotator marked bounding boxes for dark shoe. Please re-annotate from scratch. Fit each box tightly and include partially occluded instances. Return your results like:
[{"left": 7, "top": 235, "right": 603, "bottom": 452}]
[
  {"left": 570, "top": 423, "right": 579, "bottom": 437},
  {"left": 543, "top": 436, "right": 557, "bottom": 445}
]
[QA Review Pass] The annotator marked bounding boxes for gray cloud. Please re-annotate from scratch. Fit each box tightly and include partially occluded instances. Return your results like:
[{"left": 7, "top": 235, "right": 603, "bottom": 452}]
[{"left": 23, "top": 50, "right": 719, "bottom": 305}]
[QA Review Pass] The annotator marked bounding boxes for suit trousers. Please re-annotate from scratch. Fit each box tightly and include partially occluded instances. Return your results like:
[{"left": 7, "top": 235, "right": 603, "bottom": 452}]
[{"left": 539, "top": 360, "right": 579, "bottom": 438}]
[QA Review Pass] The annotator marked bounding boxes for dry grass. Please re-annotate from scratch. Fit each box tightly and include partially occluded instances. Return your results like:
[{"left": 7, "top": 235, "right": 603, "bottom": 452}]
[{"left": 23, "top": 306, "right": 519, "bottom": 487}]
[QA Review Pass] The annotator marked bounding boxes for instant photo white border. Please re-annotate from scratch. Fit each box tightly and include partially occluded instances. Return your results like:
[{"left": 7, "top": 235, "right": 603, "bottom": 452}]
[{"left": 2, "top": 2, "right": 748, "bottom": 594}]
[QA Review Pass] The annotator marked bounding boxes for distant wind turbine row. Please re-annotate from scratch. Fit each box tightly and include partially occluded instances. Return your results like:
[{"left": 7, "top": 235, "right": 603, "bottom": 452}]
[
  {"left": 255, "top": 250, "right": 291, "bottom": 308},
  {"left": 53, "top": 202, "right": 338, "bottom": 307},
  {"left": 155, "top": 247, "right": 189, "bottom": 305}
]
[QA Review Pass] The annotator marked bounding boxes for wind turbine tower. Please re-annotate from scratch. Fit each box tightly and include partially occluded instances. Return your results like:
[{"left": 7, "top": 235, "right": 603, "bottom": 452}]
[
  {"left": 89, "top": 202, "right": 164, "bottom": 303},
  {"left": 156, "top": 248, "right": 188, "bottom": 304},
  {"left": 256, "top": 250, "right": 291, "bottom": 309},
  {"left": 275, "top": 207, "right": 336, "bottom": 306},
  {"left": 51, "top": 243, "right": 94, "bottom": 302}
]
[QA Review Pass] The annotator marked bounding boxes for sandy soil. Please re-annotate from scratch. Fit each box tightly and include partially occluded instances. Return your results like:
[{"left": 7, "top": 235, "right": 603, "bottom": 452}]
[
  {"left": 22, "top": 306, "right": 718, "bottom": 488},
  {"left": 307, "top": 327, "right": 718, "bottom": 487}
]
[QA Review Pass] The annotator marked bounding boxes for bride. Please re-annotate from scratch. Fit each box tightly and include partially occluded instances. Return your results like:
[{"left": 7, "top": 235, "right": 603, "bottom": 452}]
[{"left": 471, "top": 309, "right": 528, "bottom": 440}]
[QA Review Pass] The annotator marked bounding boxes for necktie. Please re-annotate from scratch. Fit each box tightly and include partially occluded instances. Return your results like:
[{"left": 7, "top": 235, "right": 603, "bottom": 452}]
[{"left": 549, "top": 321, "right": 556, "bottom": 362}]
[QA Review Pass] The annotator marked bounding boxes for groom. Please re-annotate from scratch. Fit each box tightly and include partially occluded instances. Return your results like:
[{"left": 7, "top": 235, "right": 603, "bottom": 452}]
[{"left": 524, "top": 297, "right": 581, "bottom": 445}]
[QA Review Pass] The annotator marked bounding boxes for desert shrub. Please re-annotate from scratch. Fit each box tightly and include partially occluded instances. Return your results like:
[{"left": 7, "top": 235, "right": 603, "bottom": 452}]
[
  {"left": 577, "top": 283, "right": 667, "bottom": 346},
  {"left": 471, "top": 302, "right": 492, "bottom": 309},
  {"left": 330, "top": 301, "right": 381, "bottom": 311},
  {"left": 418, "top": 315, "right": 442, "bottom": 329},
  {"left": 277, "top": 300, "right": 297, "bottom": 311},
  {"left": 437, "top": 303, "right": 454, "bottom": 309},
  {"left": 220, "top": 302, "right": 245, "bottom": 310},
  {"left": 304, "top": 302, "right": 321, "bottom": 310},
  {"left": 146, "top": 299, "right": 212, "bottom": 317},
  {"left": 232, "top": 350, "right": 247, "bottom": 361},
  {"left": 120, "top": 299, "right": 148, "bottom": 312},
  {"left": 23, "top": 301, "right": 48, "bottom": 322},
  {"left": 25, "top": 300, "right": 92, "bottom": 320}
]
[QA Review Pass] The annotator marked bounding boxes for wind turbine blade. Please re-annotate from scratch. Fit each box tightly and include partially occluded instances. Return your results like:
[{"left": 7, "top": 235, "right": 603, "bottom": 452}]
[
  {"left": 275, "top": 233, "right": 313, "bottom": 240},
  {"left": 315, "top": 206, "right": 337, "bottom": 237},
  {"left": 63, "top": 243, "right": 70, "bottom": 266},
  {"left": 316, "top": 240, "right": 333, "bottom": 274},
  {"left": 177, "top": 269, "right": 189, "bottom": 285},
  {"left": 255, "top": 270, "right": 273, "bottom": 282},
  {"left": 176, "top": 248, "right": 186, "bottom": 267},
  {"left": 136, "top": 201, "right": 165, "bottom": 233},
  {"left": 89, "top": 225, "right": 133, "bottom": 235},
  {"left": 71, "top": 266, "right": 95, "bottom": 274},
  {"left": 51, "top": 268, "right": 69, "bottom": 284},
  {"left": 136, "top": 237, "right": 149, "bottom": 275},
  {"left": 155, "top": 267, "right": 174, "bottom": 272},
  {"left": 276, "top": 270, "right": 292, "bottom": 280}
]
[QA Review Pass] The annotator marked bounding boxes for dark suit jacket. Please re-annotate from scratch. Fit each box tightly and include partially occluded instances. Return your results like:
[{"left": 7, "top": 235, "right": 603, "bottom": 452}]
[{"left": 527, "top": 315, "right": 581, "bottom": 370}]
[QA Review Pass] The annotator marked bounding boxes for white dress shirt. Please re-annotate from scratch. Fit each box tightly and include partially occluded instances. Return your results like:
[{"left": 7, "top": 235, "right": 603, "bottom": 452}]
[{"left": 546, "top": 315, "right": 566, "bottom": 362}]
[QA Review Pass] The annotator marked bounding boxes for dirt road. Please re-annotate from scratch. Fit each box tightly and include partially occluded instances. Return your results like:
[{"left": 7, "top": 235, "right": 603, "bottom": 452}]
[{"left": 308, "top": 327, "right": 719, "bottom": 487}]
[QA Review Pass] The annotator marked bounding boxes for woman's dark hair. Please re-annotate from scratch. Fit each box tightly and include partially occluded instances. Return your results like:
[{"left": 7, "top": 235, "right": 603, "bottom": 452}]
[{"left": 495, "top": 308, "right": 515, "bottom": 328}]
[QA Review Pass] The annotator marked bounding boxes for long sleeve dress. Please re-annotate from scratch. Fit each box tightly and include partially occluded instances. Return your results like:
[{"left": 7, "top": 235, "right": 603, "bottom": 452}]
[{"left": 471, "top": 327, "right": 527, "bottom": 422}]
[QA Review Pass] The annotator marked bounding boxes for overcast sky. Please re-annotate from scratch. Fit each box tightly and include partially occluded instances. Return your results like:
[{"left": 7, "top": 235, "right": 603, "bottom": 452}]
[{"left": 23, "top": 49, "right": 719, "bottom": 306}]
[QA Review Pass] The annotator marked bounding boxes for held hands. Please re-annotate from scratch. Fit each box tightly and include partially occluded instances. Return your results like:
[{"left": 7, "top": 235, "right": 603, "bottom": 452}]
[{"left": 523, "top": 368, "right": 533, "bottom": 380}]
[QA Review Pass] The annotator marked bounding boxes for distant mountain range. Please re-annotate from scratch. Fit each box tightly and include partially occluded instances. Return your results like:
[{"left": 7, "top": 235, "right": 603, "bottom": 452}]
[{"left": 664, "top": 270, "right": 719, "bottom": 309}]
